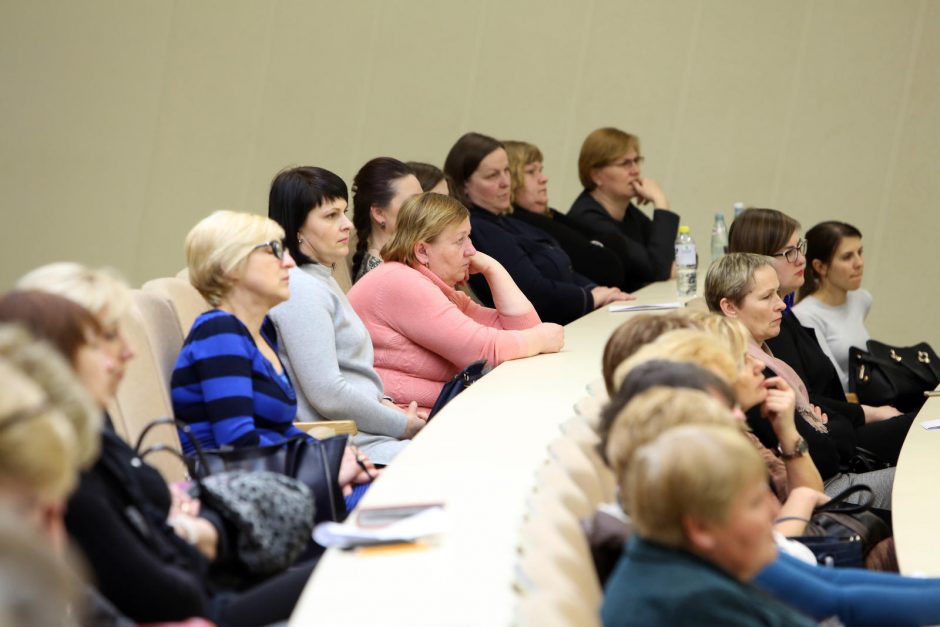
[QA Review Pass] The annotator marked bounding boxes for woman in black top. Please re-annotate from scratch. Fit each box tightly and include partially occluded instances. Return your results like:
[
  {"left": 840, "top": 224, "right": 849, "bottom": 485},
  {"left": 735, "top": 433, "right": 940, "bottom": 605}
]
[
  {"left": 443, "top": 132, "right": 630, "bottom": 325},
  {"left": 503, "top": 139, "right": 625, "bottom": 289},
  {"left": 568, "top": 127, "right": 679, "bottom": 292}
]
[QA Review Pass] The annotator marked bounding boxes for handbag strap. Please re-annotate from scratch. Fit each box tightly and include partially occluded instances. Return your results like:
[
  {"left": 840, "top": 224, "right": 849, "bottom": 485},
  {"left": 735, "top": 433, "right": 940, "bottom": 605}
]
[
  {"left": 814, "top": 484, "right": 874, "bottom": 516},
  {"left": 134, "top": 416, "right": 212, "bottom": 480}
]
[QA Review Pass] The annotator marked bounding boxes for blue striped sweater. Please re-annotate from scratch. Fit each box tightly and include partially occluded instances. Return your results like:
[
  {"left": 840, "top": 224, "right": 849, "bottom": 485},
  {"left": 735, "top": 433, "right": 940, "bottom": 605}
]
[{"left": 171, "top": 309, "right": 305, "bottom": 453}]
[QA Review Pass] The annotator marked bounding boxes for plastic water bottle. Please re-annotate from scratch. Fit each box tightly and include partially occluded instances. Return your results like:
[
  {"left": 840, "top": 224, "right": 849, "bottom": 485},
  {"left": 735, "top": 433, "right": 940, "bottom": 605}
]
[
  {"left": 710, "top": 213, "right": 728, "bottom": 264},
  {"left": 733, "top": 201, "right": 745, "bottom": 219},
  {"left": 675, "top": 226, "right": 697, "bottom": 297}
]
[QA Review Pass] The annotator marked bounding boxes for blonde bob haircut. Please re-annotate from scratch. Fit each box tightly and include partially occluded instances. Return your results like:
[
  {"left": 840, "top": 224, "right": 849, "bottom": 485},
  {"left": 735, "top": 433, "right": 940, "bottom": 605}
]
[
  {"left": 0, "top": 359, "right": 79, "bottom": 504},
  {"left": 703, "top": 252, "right": 774, "bottom": 314},
  {"left": 627, "top": 423, "right": 767, "bottom": 550},
  {"left": 381, "top": 192, "right": 469, "bottom": 267},
  {"left": 502, "top": 140, "right": 543, "bottom": 204},
  {"left": 606, "top": 387, "right": 738, "bottom": 511},
  {"left": 18, "top": 262, "right": 132, "bottom": 330},
  {"left": 578, "top": 127, "right": 641, "bottom": 190},
  {"left": 613, "top": 329, "right": 740, "bottom": 392},
  {"left": 185, "top": 210, "right": 285, "bottom": 306},
  {"left": 0, "top": 325, "right": 100, "bottom": 469},
  {"left": 697, "top": 314, "right": 750, "bottom": 371}
]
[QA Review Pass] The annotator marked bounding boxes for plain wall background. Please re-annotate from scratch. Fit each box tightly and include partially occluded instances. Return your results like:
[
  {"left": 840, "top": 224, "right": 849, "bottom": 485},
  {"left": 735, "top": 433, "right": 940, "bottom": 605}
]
[{"left": 2, "top": 0, "right": 938, "bottom": 347}]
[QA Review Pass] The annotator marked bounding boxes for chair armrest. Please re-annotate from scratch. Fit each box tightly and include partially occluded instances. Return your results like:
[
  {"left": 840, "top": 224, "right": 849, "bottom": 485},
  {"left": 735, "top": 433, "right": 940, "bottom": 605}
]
[{"left": 295, "top": 420, "right": 359, "bottom": 439}]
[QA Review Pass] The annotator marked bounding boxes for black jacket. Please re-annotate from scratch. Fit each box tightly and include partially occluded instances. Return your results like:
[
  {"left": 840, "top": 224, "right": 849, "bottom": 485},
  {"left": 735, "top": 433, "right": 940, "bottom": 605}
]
[
  {"left": 509, "top": 205, "right": 624, "bottom": 288},
  {"left": 567, "top": 191, "right": 679, "bottom": 292}
]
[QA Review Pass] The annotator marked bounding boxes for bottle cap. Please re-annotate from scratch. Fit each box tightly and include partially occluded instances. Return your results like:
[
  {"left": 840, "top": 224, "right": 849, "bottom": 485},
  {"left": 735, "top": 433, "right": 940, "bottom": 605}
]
[
  {"left": 733, "top": 202, "right": 745, "bottom": 210},
  {"left": 678, "top": 225, "right": 690, "bottom": 233},
  {"left": 714, "top": 212, "right": 724, "bottom": 220}
]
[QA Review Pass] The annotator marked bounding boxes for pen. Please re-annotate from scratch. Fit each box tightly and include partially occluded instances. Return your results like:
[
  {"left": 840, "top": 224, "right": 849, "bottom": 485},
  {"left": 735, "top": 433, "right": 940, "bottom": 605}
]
[
  {"left": 925, "top": 391, "right": 940, "bottom": 397},
  {"left": 356, "top": 454, "right": 376, "bottom": 480}
]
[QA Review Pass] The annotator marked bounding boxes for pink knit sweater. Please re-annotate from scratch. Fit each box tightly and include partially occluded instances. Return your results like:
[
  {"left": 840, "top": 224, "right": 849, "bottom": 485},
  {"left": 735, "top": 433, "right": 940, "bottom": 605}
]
[{"left": 347, "top": 262, "right": 542, "bottom": 411}]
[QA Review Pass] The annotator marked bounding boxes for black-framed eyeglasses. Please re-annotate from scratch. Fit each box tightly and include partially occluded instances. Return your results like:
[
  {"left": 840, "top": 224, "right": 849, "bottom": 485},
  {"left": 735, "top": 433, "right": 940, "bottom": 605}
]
[
  {"left": 253, "top": 240, "right": 285, "bottom": 261},
  {"left": 610, "top": 155, "right": 645, "bottom": 169},
  {"left": 771, "top": 239, "right": 807, "bottom": 264}
]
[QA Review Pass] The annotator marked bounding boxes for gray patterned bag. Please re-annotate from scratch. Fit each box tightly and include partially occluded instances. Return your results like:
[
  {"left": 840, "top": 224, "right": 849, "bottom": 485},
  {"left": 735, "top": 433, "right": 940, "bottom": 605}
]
[{"left": 199, "top": 470, "right": 314, "bottom": 575}]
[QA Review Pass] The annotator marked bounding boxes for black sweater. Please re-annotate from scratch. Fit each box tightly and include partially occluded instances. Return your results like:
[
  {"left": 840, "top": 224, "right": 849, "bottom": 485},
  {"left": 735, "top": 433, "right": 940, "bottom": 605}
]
[{"left": 567, "top": 190, "right": 679, "bottom": 292}]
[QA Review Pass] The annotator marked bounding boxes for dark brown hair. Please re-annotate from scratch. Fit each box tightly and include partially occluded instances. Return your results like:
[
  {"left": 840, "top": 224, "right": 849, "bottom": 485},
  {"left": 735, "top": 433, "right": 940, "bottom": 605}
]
[
  {"left": 443, "top": 132, "right": 504, "bottom": 208},
  {"left": 0, "top": 291, "right": 101, "bottom": 365},
  {"left": 406, "top": 161, "right": 451, "bottom": 195},
  {"left": 728, "top": 208, "right": 801, "bottom": 256},
  {"left": 601, "top": 312, "right": 702, "bottom": 396},
  {"left": 798, "top": 221, "right": 863, "bottom": 301},
  {"left": 350, "top": 157, "right": 414, "bottom": 278}
]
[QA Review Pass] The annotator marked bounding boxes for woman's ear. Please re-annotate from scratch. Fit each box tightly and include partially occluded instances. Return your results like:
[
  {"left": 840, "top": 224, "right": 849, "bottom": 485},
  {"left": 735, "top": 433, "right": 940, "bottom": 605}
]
[
  {"left": 370, "top": 205, "right": 385, "bottom": 228},
  {"left": 682, "top": 514, "right": 718, "bottom": 553},
  {"left": 414, "top": 242, "right": 429, "bottom": 266},
  {"left": 590, "top": 167, "right": 602, "bottom": 189},
  {"left": 719, "top": 297, "right": 739, "bottom": 318},
  {"left": 811, "top": 258, "right": 827, "bottom": 278}
]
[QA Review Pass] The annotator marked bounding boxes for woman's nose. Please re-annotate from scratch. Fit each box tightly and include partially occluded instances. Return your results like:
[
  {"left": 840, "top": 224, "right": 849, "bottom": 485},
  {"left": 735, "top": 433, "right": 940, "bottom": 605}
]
[
  {"left": 283, "top": 249, "right": 298, "bottom": 268},
  {"left": 465, "top": 239, "right": 477, "bottom": 256}
]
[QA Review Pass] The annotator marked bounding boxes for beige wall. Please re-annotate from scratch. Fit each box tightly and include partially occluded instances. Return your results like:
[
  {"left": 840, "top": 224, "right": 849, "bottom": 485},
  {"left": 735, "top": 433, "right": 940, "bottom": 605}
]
[{"left": 2, "top": 0, "right": 938, "bottom": 346}]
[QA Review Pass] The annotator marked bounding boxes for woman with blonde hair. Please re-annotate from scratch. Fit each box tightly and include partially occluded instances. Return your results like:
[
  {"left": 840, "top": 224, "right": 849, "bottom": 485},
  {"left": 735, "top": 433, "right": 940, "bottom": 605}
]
[
  {"left": 171, "top": 210, "right": 310, "bottom": 452},
  {"left": 348, "top": 192, "right": 564, "bottom": 412},
  {"left": 602, "top": 422, "right": 813, "bottom": 626},
  {"left": 568, "top": 127, "right": 679, "bottom": 291},
  {"left": 502, "top": 139, "right": 624, "bottom": 288}
]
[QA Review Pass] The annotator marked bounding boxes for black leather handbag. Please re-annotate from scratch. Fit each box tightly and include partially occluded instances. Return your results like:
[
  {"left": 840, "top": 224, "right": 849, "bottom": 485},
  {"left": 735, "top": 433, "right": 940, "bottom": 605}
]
[
  {"left": 849, "top": 340, "right": 940, "bottom": 412},
  {"left": 428, "top": 359, "right": 489, "bottom": 419},
  {"left": 137, "top": 418, "right": 348, "bottom": 525},
  {"left": 791, "top": 485, "right": 891, "bottom": 568}
]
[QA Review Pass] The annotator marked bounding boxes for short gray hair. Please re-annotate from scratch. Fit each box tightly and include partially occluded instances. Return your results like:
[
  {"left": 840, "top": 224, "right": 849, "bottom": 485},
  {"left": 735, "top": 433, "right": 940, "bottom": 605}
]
[{"left": 704, "top": 253, "right": 774, "bottom": 313}]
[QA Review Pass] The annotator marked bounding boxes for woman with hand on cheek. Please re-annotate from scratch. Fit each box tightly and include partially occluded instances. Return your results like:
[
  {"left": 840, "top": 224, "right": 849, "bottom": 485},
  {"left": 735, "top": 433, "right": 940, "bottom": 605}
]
[
  {"left": 568, "top": 127, "right": 679, "bottom": 292},
  {"left": 348, "top": 192, "right": 563, "bottom": 413}
]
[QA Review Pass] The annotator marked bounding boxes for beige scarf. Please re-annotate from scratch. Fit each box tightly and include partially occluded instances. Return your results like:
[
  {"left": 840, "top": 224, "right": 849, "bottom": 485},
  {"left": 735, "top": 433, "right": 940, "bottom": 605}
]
[{"left": 747, "top": 340, "right": 828, "bottom": 433}]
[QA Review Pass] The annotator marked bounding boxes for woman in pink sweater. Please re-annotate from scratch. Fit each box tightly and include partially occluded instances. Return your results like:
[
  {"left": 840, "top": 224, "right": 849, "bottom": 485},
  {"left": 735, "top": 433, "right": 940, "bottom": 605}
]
[{"left": 348, "top": 192, "right": 564, "bottom": 412}]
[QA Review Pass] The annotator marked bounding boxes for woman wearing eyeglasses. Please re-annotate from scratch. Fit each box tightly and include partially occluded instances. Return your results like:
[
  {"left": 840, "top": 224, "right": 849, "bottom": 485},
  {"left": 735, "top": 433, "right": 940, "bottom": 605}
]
[
  {"left": 171, "top": 211, "right": 307, "bottom": 452},
  {"left": 567, "top": 127, "right": 680, "bottom": 292},
  {"left": 728, "top": 209, "right": 912, "bottom": 471}
]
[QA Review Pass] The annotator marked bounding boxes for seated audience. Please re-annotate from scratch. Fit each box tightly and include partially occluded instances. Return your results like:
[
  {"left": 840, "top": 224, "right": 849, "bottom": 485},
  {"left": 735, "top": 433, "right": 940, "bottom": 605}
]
[
  {"left": 793, "top": 221, "right": 870, "bottom": 391},
  {"left": 705, "top": 252, "right": 896, "bottom": 507},
  {"left": 503, "top": 139, "right": 625, "bottom": 288},
  {"left": 4, "top": 273, "right": 318, "bottom": 626},
  {"left": 348, "top": 192, "right": 563, "bottom": 412},
  {"left": 601, "top": 421, "right": 815, "bottom": 626},
  {"left": 350, "top": 157, "right": 423, "bottom": 282},
  {"left": 407, "top": 161, "right": 451, "bottom": 195},
  {"left": 728, "top": 208, "right": 912, "bottom": 464},
  {"left": 268, "top": 166, "right": 426, "bottom": 464},
  {"left": 444, "top": 132, "right": 629, "bottom": 324},
  {"left": 605, "top": 373, "right": 940, "bottom": 626},
  {"left": 568, "top": 127, "right": 679, "bottom": 291}
]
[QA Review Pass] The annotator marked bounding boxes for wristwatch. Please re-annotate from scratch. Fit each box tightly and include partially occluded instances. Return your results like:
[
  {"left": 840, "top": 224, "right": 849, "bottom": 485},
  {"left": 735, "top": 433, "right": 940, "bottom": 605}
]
[{"left": 777, "top": 436, "right": 808, "bottom": 460}]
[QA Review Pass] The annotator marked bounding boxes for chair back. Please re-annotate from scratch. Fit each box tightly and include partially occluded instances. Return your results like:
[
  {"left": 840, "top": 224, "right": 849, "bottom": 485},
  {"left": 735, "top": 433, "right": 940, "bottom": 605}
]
[{"left": 142, "top": 276, "right": 210, "bottom": 337}]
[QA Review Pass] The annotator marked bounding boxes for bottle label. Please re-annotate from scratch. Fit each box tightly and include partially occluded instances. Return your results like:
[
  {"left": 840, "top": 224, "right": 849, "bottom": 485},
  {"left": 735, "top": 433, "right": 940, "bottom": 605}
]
[
  {"left": 676, "top": 244, "right": 696, "bottom": 266},
  {"left": 677, "top": 268, "right": 697, "bottom": 296}
]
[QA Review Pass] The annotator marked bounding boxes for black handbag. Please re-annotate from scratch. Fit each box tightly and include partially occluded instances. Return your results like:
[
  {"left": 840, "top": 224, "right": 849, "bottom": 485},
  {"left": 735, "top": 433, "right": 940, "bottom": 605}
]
[
  {"left": 849, "top": 340, "right": 940, "bottom": 413},
  {"left": 428, "top": 358, "right": 489, "bottom": 419},
  {"left": 137, "top": 418, "right": 348, "bottom": 525},
  {"left": 791, "top": 484, "right": 890, "bottom": 568}
]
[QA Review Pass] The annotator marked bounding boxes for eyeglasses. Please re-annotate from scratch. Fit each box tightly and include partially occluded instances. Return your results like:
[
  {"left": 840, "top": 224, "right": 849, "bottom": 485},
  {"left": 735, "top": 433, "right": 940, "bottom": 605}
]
[
  {"left": 252, "top": 240, "right": 285, "bottom": 261},
  {"left": 771, "top": 239, "right": 807, "bottom": 264},
  {"left": 610, "top": 155, "right": 645, "bottom": 169}
]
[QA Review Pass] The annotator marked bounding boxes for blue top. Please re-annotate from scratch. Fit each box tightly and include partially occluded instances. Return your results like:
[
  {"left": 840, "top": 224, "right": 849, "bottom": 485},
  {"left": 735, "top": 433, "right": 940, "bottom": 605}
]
[
  {"left": 467, "top": 205, "right": 595, "bottom": 325},
  {"left": 602, "top": 537, "right": 815, "bottom": 627},
  {"left": 171, "top": 309, "right": 304, "bottom": 453}
]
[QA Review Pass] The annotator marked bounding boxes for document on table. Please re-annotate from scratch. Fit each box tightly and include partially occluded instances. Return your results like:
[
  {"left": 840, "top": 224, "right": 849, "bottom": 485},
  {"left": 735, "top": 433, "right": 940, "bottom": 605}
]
[
  {"left": 313, "top": 506, "right": 447, "bottom": 548},
  {"left": 920, "top": 419, "right": 940, "bottom": 430},
  {"left": 608, "top": 302, "right": 681, "bottom": 313}
]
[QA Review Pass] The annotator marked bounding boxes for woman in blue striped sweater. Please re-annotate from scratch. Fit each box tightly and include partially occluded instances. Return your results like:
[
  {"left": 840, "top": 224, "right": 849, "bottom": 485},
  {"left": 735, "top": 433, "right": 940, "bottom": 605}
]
[{"left": 171, "top": 210, "right": 306, "bottom": 451}]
